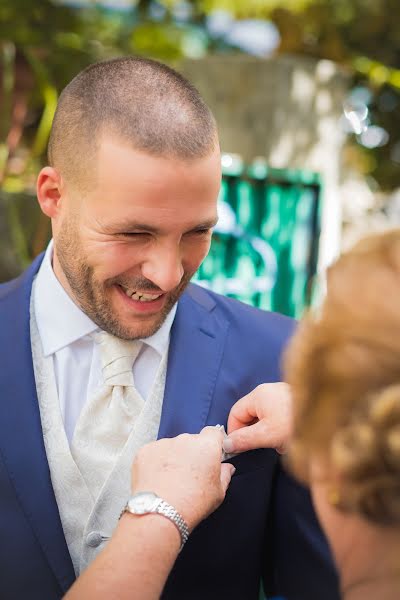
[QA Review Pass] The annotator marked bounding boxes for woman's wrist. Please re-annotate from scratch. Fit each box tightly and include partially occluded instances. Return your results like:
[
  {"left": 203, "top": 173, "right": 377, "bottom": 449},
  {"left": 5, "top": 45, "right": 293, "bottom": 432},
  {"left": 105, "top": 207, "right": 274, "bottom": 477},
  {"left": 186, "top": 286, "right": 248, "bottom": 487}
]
[{"left": 118, "top": 512, "right": 181, "bottom": 553}]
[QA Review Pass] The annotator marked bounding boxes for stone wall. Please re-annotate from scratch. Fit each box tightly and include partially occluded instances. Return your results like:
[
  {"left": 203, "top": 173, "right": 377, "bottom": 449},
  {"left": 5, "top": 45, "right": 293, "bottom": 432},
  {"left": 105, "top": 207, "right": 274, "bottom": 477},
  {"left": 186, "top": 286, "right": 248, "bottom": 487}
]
[{"left": 179, "top": 54, "right": 349, "bottom": 270}]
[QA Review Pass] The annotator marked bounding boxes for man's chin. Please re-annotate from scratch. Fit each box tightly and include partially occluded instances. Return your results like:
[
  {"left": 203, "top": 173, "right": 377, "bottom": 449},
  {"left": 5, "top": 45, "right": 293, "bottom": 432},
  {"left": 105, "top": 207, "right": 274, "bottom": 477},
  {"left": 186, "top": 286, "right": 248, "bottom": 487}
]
[
  {"left": 113, "top": 316, "right": 168, "bottom": 340},
  {"left": 108, "top": 302, "right": 172, "bottom": 340},
  {"left": 100, "top": 278, "right": 188, "bottom": 339}
]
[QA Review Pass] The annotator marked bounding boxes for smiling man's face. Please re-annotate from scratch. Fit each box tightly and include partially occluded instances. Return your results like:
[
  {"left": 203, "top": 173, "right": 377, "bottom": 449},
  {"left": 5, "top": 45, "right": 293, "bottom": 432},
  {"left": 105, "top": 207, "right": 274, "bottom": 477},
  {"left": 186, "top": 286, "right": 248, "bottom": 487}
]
[{"left": 51, "top": 136, "right": 221, "bottom": 339}]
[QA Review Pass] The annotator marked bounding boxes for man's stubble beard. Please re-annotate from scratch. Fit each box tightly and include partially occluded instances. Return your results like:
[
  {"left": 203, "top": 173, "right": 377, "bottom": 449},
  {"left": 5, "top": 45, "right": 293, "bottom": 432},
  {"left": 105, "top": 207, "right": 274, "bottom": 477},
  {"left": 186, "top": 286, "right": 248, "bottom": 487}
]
[{"left": 55, "top": 220, "right": 193, "bottom": 340}]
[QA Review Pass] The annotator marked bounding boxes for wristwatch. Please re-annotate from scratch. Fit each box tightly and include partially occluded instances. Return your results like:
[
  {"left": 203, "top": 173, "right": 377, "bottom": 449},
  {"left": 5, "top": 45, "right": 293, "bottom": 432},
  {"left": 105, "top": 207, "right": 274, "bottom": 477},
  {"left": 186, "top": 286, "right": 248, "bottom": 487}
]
[{"left": 121, "top": 492, "right": 190, "bottom": 551}]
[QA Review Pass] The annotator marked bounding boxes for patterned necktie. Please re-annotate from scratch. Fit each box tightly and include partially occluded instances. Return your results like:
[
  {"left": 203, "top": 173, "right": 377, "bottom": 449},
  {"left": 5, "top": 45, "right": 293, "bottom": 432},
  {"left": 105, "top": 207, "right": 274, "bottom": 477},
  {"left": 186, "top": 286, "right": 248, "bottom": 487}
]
[{"left": 71, "top": 331, "right": 144, "bottom": 499}]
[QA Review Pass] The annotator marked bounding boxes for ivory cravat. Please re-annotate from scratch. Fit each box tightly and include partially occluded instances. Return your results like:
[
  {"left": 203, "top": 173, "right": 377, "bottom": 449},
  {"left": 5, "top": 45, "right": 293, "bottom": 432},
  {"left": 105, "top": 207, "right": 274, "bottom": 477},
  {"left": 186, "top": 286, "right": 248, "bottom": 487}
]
[{"left": 71, "top": 331, "right": 144, "bottom": 499}]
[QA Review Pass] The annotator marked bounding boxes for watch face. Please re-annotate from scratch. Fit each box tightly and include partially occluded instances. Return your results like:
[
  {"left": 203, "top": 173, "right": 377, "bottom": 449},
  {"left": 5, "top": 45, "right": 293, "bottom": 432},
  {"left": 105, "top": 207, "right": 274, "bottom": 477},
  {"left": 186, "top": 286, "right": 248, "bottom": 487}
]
[{"left": 128, "top": 492, "right": 160, "bottom": 514}]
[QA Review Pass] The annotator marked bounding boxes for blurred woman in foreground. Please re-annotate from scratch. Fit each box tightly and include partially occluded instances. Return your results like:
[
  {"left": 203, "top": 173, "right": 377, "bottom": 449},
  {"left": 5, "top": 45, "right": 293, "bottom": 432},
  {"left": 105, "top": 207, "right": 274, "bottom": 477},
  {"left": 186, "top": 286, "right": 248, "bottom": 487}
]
[
  {"left": 284, "top": 229, "right": 400, "bottom": 598},
  {"left": 228, "top": 229, "right": 400, "bottom": 599}
]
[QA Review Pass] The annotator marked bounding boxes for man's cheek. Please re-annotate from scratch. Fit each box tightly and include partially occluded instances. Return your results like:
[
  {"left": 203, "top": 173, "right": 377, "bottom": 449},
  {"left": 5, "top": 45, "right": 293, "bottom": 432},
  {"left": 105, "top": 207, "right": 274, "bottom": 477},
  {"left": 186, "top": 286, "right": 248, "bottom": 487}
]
[
  {"left": 191, "top": 241, "right": 212, "bottom": 272},
  {"left": 88, "top": 241, "right": 144, "bottom": 279}
]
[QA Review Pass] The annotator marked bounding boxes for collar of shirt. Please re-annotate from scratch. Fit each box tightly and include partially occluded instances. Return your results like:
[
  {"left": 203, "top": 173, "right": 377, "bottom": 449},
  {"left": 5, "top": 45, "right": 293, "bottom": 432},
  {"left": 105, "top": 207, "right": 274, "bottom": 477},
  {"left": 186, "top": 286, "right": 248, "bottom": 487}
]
[{"left": 34, "top": 241, "right": 177, "bottom": 358}]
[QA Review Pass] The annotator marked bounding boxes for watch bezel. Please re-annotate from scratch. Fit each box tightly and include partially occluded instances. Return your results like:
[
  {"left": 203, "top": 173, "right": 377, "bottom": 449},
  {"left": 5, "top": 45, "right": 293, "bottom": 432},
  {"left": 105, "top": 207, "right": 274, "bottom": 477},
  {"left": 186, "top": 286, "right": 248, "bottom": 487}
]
[{"left": 127, "top": 491, "right": 162, "bottom": 515}]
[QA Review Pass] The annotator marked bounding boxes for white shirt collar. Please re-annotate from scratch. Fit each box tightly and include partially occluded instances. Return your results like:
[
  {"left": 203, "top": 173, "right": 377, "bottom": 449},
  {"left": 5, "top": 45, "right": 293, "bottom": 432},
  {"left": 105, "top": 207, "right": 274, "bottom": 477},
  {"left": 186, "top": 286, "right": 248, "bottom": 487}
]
[{"left": 34, "top": 241, "right": 177, "bottom": 358}]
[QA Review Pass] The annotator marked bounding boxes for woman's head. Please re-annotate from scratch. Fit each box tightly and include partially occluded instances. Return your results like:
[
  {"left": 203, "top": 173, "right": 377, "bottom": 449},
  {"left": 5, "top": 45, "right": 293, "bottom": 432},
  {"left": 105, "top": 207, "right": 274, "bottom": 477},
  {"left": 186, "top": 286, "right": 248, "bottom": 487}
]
[{"left": 285, "top": 229, "right": 400, "bottom": 526}]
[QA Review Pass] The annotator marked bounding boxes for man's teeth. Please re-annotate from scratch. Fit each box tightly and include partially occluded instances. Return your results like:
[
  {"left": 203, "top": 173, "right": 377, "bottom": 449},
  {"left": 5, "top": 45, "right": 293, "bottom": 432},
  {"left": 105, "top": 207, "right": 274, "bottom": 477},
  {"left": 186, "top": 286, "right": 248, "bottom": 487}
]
[{"left": 123, "top": 288, "right": 162, "bottom": 302}]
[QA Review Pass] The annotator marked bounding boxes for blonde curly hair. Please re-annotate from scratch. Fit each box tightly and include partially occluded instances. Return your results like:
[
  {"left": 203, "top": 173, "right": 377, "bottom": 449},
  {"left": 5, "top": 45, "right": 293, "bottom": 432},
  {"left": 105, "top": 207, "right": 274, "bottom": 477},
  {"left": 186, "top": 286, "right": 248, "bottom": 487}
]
[{"left": 285, "top": 229, "right": 400, "bottom": 526}]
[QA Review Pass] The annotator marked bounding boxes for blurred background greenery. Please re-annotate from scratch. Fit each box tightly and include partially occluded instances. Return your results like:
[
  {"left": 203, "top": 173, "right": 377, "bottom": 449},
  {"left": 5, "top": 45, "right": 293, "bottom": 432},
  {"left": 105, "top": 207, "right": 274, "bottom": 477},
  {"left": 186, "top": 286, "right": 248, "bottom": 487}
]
[{"left": 1, "top": 0, "right": 400, "bottom": 311}]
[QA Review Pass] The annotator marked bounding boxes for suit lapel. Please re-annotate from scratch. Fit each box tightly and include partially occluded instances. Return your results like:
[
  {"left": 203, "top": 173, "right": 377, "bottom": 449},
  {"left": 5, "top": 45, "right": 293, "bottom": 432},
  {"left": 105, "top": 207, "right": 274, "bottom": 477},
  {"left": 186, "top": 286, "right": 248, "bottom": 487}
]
[
  {"left": 0, "top": 256, "right": 75, "bottom": 592},
  {"left": 158, "top": 284, "right": 230, "bottom": 438}
]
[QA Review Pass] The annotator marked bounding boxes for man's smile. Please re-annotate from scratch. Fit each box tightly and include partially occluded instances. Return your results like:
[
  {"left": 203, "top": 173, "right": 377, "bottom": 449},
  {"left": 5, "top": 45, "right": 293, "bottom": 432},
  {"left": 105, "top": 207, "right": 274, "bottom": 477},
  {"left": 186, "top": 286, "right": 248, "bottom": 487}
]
[
  {"left": 115, "top": 284, "right": 167, "bottom": 314},
  {"left": 120, "top": 285, "right": 163, "bottom": 302}
]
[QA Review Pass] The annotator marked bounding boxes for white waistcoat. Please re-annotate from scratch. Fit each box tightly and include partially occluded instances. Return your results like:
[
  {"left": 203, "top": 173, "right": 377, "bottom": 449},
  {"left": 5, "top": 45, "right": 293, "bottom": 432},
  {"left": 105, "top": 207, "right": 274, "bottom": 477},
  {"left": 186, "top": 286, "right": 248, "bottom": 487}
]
[{"left": 30, "top": 288, "right": 168, "bottom": 575}]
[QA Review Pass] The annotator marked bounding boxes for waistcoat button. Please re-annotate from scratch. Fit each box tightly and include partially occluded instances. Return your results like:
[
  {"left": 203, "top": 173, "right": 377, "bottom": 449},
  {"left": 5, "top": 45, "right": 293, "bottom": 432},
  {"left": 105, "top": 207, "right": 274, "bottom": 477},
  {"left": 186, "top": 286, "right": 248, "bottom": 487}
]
[{"left": 86, "top": 532, "right": 103, "bottom": 548}]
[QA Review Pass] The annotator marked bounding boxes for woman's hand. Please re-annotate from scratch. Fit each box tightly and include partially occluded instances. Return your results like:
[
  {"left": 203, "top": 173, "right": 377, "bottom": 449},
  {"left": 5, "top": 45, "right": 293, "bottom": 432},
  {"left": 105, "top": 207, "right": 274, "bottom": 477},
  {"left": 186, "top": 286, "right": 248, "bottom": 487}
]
[
  {"left": 131, "top": 427, "right": 235, "bottom": 531},
  {"left": 225, "top": 383, "right": 293, "bottom": 455}
]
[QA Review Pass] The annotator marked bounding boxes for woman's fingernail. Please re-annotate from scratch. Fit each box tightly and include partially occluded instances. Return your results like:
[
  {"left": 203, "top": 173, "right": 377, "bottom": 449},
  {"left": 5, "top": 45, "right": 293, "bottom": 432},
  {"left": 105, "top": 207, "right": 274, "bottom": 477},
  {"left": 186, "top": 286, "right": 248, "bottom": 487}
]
[
  {"left": 229, "top": 465, "right": 236, "bottom": 476},
  {"left": 223, "top": 437, "right": 235, "bottom": 454}
]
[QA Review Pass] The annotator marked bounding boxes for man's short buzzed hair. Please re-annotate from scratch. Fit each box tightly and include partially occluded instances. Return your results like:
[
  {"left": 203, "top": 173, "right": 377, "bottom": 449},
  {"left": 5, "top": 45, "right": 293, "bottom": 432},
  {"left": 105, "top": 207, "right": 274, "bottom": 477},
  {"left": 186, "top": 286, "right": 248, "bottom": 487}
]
[{"left": 48, "top": 56, "right": 218, "bottom": 187}]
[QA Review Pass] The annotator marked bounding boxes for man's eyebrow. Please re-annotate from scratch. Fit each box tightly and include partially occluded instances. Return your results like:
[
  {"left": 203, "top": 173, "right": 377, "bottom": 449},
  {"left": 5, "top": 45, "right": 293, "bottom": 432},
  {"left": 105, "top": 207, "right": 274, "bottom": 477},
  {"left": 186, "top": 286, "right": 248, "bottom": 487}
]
[
  {"left": 189, "top": 217, "right": 219, "bottom": 231},
  {"left": 110, "top": 222, "right": 161, "bottom": 234},
  {"left": 105, "top": 217, "right": 219, "bottom": 234}
]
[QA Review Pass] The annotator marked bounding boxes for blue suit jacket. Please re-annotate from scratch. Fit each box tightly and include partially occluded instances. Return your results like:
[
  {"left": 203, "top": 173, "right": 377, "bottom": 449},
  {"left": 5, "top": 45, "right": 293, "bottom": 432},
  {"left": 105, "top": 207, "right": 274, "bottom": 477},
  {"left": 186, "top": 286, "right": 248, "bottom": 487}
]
[{"left": 0, "top": 255, "right": 339, "bottom": 600}]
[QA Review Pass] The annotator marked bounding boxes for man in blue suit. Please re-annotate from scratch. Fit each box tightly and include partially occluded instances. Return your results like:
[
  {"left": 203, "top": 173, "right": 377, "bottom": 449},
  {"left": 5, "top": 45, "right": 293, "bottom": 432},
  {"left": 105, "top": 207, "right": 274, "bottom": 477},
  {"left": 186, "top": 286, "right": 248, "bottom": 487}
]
[{"left": 0, "top": 56, "right": 339, "bottom": 599}]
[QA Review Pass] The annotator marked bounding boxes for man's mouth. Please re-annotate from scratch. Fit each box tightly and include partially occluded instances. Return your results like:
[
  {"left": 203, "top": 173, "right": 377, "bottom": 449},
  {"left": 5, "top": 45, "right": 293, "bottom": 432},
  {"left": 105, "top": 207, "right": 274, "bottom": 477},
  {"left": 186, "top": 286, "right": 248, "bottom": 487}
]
[{"left": 120, "top": 285, "right": 163, "bottom": 303}]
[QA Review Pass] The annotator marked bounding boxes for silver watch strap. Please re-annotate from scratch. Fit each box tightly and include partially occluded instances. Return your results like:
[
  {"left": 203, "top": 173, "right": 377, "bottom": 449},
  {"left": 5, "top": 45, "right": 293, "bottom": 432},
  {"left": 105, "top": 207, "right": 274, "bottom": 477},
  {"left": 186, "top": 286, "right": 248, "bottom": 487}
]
[
  {"left": 156, "top": 500, "right": 190, "bottom": 551},
  {"left": 120, "top": 497, "right": 190, "bottom": 552}
]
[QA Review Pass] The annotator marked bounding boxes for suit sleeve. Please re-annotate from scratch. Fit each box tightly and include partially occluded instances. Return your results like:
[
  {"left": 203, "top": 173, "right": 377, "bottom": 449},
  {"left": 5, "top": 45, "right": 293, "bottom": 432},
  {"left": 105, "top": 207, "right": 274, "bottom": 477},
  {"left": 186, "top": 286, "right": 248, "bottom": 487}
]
[{"left": 262, "top": 460, "right": 340, "bottom": 600}]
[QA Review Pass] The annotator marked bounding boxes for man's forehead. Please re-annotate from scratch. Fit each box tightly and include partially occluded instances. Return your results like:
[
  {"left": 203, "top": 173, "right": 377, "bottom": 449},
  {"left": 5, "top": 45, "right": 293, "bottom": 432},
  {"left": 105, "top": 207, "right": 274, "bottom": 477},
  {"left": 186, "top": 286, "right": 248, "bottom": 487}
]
[
  {"left": 91, "top": 139, "right": 220, "bottom": 196},
  {"left": 78, "top": 134, "right": 221, "bottom": 216},
  {"left": 97, "top": 131, "right": 220, "bottom": 163}
]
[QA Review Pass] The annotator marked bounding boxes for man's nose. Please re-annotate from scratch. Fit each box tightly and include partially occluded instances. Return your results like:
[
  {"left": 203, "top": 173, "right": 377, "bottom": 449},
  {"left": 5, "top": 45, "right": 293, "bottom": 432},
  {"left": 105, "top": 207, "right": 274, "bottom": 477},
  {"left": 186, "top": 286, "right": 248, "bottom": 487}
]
[{"left": 141, "top": 247, "right": 184, "bottom": 292}]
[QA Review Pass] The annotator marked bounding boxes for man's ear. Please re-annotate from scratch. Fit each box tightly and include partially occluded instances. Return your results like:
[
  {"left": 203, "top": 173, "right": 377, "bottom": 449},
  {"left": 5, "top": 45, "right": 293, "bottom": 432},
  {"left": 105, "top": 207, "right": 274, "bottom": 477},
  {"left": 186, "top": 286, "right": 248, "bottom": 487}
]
[{"left": 36, "top": 166, "right": 63, "bottom": 219}]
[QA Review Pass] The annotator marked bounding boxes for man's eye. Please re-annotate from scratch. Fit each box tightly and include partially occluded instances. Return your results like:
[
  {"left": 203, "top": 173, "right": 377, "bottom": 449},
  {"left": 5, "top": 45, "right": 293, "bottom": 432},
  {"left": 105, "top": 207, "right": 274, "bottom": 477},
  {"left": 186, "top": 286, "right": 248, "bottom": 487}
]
[
  {"left": 191, "top": 229, "right": 211, "bottom": 235},
  {"left": 119, "top": 232, "right": 149, "bottom": 237}
]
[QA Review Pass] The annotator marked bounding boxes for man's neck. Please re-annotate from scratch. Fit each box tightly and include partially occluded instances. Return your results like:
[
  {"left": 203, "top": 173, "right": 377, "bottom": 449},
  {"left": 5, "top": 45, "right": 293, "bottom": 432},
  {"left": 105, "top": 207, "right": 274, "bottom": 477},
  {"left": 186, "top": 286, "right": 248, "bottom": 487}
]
[{"left": 52, "top": 246, "right": 76, "bottom": 302}]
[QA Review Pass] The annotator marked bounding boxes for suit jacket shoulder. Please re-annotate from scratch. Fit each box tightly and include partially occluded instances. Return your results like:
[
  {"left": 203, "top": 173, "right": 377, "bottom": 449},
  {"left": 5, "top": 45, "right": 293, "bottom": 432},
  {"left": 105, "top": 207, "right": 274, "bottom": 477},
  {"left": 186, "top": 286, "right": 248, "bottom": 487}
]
[{"left": 186, "top": 282, "right": 296, "bottom": 377}]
